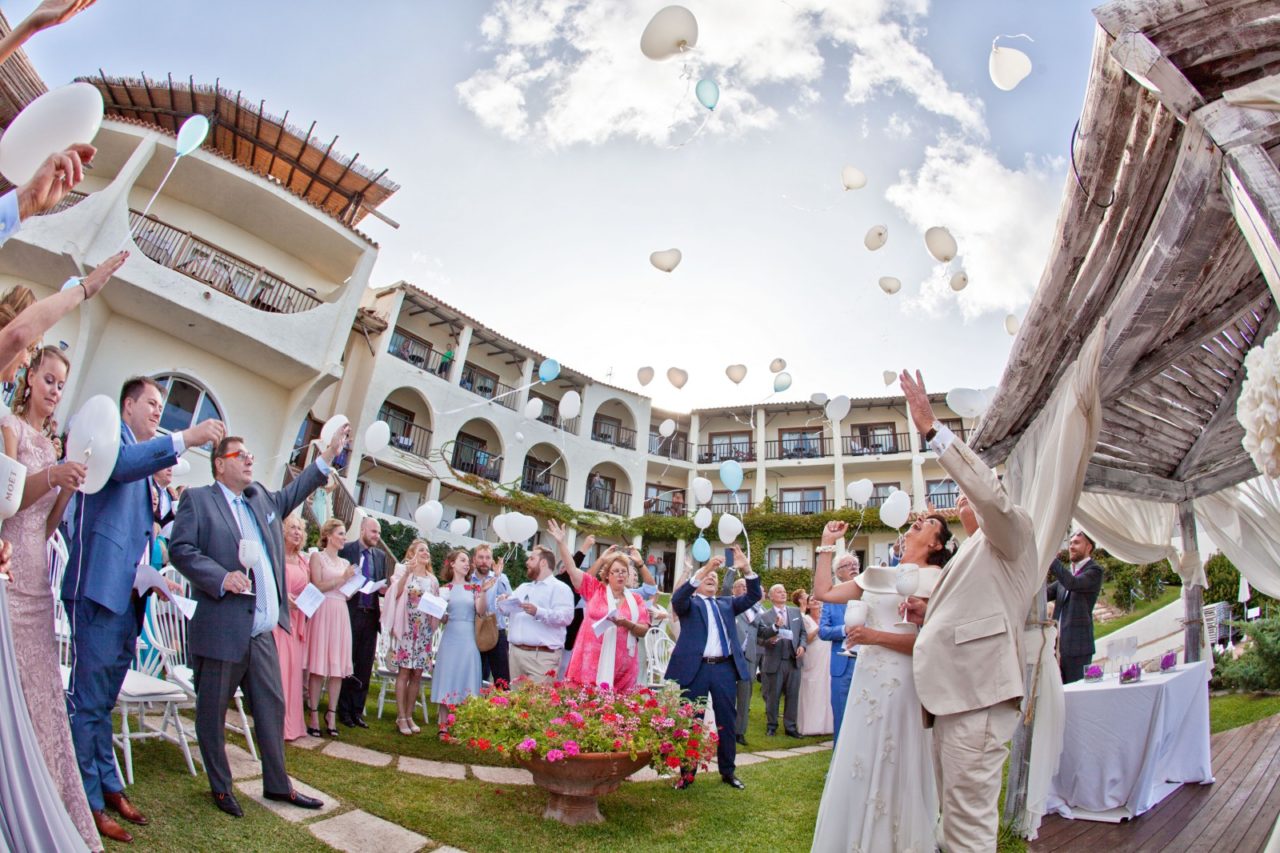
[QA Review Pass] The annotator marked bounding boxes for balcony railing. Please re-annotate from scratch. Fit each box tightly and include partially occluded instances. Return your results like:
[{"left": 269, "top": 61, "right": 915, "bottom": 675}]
[
  {"left": 926, "top": 488, "right": 961, "bottom": 509},
  {"left": 775, "top": 498, "right": 835, "bottom": 515},
  {"left": 451, "top": 444, "right": 501, "bottom": 482},
  {"left": 521, "top": 467, "right": 567, "bottom": 503},
  {"left": 845, "top": 433, "right": 912, "bottom": 456},
  {"left": 36, "top": 189, "right": 88, "bottom": 216},
  {"left": 388, "top": 329, "right": 447, "bottom": 376},
  {"left": 127, "top": 210, "right": 321, "bottom": 314},
  {"left": 591, "top": 419, "right": 637, "bottom": 450},
  {"left": 586, "top": 486, "right": 631, "bottom": 516},
  {"left": 377, "top": 406, "right": 432, "bottom": 460},
  {"left": 697, "top": 442, "right": 756, "bottom": 464},
  {"left": 643, "top": 495, "right": 688, "bottom": 516},
  {"left": 707, "top": 499, "right": 753, "bottom": 515},
  {"left": 648, "top": 432, "right": 690, "bottom": 461},
  {"left": 534, "top": 411, "right": 579, "bottom": 434},
  {"left": 460, "top": 364, "right": 518, "bottom": 410},
  {"left": 766, "top": 437, "right": 832, "bottom": 460}
]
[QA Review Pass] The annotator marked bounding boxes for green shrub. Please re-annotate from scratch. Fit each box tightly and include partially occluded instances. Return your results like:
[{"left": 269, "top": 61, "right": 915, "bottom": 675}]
[
  {"left": 1204, "top": 552, "right": 1277, "bottom": 610},
  {"left": 1211, "top": 617, "right": 1280, "bottom": 692},
  {"left": 1096, "top": 550, "right": 1178, "bottom": 612}
]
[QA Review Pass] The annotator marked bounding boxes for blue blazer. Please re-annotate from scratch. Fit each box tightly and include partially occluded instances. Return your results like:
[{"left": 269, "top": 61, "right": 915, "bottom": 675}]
[
  {"left": 62, "top": 423, "right": 178, "bottom": 615},
  {"left": 819, "top": 602, "right": 852, "bottom": 677},
  {"left": 666, "top": 575, "right": 762, "bottom": 684}
]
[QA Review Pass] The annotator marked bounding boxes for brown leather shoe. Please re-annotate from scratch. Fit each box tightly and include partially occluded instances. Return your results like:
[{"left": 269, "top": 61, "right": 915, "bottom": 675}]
[
  {"left": 103, "top": 791, "right": 150, "bottom": 825},
  {"left": 92, "top": 810, "right": 133, "bottom": 844}
]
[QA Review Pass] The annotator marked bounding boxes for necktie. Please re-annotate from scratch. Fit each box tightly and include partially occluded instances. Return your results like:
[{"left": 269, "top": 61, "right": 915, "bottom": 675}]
[
  {"left": 234, "top": 497, "right": 269, "bottom": 625},
  {"left": 705, "top": 597, "right": 732, "bottom": 657},
  {"left": 359, "top": 549, "right": 373, "bottom": 608}
]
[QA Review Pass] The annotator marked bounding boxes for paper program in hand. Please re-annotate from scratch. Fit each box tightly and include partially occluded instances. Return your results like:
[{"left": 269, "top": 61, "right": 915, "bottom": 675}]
[{"left": 294, "top": 583, "right": 325, "bottom": 619}]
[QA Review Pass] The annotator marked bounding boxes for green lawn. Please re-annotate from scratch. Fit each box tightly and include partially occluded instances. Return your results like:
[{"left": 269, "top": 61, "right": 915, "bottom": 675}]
[
  {"left": 1095, "top": 587, "right": 1180, "bottom": 639},
  {"left": 1209, "top": 692, "right": 1280, "bottom": 734}
]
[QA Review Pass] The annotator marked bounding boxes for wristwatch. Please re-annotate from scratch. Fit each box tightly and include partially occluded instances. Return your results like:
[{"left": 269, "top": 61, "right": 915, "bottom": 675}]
[{"left": 924, "top": 425, "right": 937, "bottom": 442}]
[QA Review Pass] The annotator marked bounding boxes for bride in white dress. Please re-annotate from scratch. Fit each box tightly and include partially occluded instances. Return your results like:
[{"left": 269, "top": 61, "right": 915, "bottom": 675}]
[{"left": 810, "top": 517, "right": 955, "bottom": 853}]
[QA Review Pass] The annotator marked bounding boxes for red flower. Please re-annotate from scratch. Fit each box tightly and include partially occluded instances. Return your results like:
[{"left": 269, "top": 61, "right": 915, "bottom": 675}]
[
  {"left": 685, "top": 747, "right": 700, "bottom": 758},
  {"left": 665, "top": 755, "right": 682, "bottom": 769},
  {"left": 644, "top": 698, "right": 659, "bottom": 709}
]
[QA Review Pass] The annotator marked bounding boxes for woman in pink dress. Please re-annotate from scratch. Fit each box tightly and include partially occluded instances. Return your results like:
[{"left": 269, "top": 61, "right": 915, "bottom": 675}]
[
  {"left": 273, "top": 515, "right": 311, "bottom": 741},
  {"left": 558, "top": 534, "right": 651, "bottom": 691},
  {"left": 0, "top": 346, "right": 100, "bottom": 850},
  {"left": 306, "top": 518, "right": 355, "bottom": 737}
]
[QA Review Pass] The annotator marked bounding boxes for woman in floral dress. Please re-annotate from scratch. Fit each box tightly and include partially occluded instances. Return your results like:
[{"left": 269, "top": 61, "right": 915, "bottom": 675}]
[{"left": 383, "top": 538, "right": 439, "bottom": 734}]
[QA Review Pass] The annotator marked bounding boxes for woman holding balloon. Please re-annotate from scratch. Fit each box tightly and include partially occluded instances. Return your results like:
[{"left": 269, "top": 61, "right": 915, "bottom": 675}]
[
  {"left": 810, "top": 517, "right": 954, "bottom": 853},
  {"left": 0, "top": 345, "right": 100, "bottom": 850}
]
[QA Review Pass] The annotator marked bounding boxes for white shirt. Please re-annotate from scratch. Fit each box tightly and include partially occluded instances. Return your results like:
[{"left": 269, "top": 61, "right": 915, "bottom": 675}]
[
  {"left": 507, "top": 573, "right": 574, "bottom": 650},
  {"left": 927, "top": 422, "right": 957, "bottom": 455},
  {"left": 695, "top": 593, "right": 725, "bottom": 658}
]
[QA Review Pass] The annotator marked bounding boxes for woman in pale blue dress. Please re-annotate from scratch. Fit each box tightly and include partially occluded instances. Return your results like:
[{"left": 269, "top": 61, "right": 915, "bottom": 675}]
[{"left": 430, "top": 549, "right": 492, "bottom": 734}]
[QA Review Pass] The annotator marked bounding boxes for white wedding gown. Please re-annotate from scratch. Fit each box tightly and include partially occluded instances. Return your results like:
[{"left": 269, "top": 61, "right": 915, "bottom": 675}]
[{"left": 811, "top": 590, "right": 938, "bottom": 853}]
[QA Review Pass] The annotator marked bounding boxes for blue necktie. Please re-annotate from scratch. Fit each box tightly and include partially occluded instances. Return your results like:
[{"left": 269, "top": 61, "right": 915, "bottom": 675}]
[
  {"left": 233, "top": 497, "right": 276, "bottom": 635},
  {"left": 358, "top": 550, "right": 373, "bottom": 609}
]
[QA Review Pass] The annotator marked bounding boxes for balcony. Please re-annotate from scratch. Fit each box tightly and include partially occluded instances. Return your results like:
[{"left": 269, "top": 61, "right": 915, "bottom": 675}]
[
  {"left": 926, "top": 488, "right": 961, "bottom": 509},
  {"left": 533, "top": 412, "right": 579, "bottom": 434},
  {"left": 451, "top": 444, "right": 501, "bottom": 482},
  {"left": 591, "top": 419, "right": 637, "bottom": 450},
  {"left": 707, "top": 499, "right": 753, "bottom": 515},
  {"left": 460, "top": 364, "right": 518, "bottom": 410},
  {"left": 697, "top": 442, "right": 756, "bottom": 464},
  {"left": 766, "top": 436, "right": 832, "bottom": 461},
  {"left": 845, "top": 433, "right": 912, "bottom": 457},
  {"left": 648, "top": 432, "right": 690, "bottom": 461},
  {"left": 128, "top": 210, "right": 321, "bottom": 314},
  {"left": 37, "top": 189, "right": 88, "bottom": 216},
  {"left": 643, "top": 495, "right": 688, "bottom": 516},
  {"left": 776, "top": 498, "right": 835, "bottom": 515},
  {"left": 377, "top": 406, "right": 432, "bottom": 460},
  {"left": 388, "top": 328, "right": 448, "bottom": 376},
  {"left": 520, "top": 467, "right": 567, "bottom": 503},
  {"left": 586, "top": 487, "right": 631, "bottom": 516}
]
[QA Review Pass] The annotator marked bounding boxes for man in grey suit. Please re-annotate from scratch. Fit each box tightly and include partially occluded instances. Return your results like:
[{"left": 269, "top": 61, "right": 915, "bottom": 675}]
[
  {"left": 721, "top": 569, "right": 765, "bottom": 746},
  {"left": 170, "top": 428, "right": 347, "bottom": 817},
  {"left": 756, "top": 583, "right": 807, "bottom": 738},
  {"left": 1047, "top": 532, "right": 1105, "bottom": 684}
]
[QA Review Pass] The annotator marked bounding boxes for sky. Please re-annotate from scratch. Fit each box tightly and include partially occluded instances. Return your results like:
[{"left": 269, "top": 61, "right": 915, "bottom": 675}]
[{"left": 23, "top": 0, "right": 1101, "bottom": 412}]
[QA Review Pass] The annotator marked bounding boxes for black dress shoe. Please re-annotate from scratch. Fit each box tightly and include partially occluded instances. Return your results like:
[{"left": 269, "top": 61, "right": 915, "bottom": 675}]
[
  {"left": 352, "top": 715, "right": 369, "bottom": 729},
  {"left": 766, "top": 728, "right": 777, "bottom": 737},
  {"left": 735, "top": 734, "right": 748, "bottom": 746},
  {"left": 338, "top": 715, "right": 356, "bottom": 728},
  {"left": 785, "top": 731, "right": 803, "bottom": 739},
  {"left": 721, "top": 775, "right": 746, "bottom": 790},
  {"left": 212, "top": 791, "right": 243, "bottom": 818},
  {"left": 264, "top": 789, "right": 323, "bottom": 809}
]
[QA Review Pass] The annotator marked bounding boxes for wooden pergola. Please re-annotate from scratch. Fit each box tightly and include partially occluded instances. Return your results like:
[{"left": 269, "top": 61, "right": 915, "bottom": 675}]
[
  {"left": 979, "top": 1, "right": 1280, "bottom": 835},
  {"left": 79, "top": 74, "right": 400, "bottom": 228}
]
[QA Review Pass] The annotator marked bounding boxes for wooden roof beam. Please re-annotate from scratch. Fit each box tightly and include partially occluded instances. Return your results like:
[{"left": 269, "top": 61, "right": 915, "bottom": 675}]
[
  {"left": 212, "top": 121, "right": 355, "bottom": 203},
  {"left": 1104, "top": 29, "right": 1204, "bottom": 119},
  {"left": 1095, "top": 0, "right": 1216, "bottom": 37},
  {"left": 1222, "top": 144, "right": 1280, "bottom": 304},
  {"left": 1084, "top": 461, "right": 1191, "bottom": 502}
]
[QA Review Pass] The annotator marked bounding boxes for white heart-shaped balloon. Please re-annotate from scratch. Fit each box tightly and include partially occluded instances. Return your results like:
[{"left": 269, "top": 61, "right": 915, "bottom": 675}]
[
  {"left": 846, "top": 478, "right": 873, "bottom": 506},
  {"left": 769, "top": 358, "right": 787, "bottom": 373},
  {"left": 725, "top": 364, "right": 747, "bottom": 384},
  {"left": 717, "top": 512, "right": 743, "bottom": 545},
  {"left": 841, "top": 165, "right": 867, "bottom": 190},
  {"left": 694, "top": 506, "right": 712, "bottom": 529},
  {"left": 450, "top": 517, "right": 471, "bottom": 536},
  {"left": 320, "top": 414, "right": 349, "bottom": 447},
  {"left": 637, "top": 366, "right": 655, "bottom": 386},
  {"left": 559, "top": 390, "right": 582, "bottom": 419},
  {"left": 491, "top": 513, "right": 510, "bottom": 542},
  {"left": 667, "top": 367, "right": 689, "bottom": 389},
  {"left": 950, "top": 271, "right": 969, "bottom": 292},
  {"left": 825, "top": 395, "right": 851, "bottom": 422},
  {"left": 414, "top": 500, "right": 443, "bottom": 531},
  {"left": 650, "top": 248, "right": 682, "bottom": 272},
  {"left": 810, "top": 393, "right": 828, "bottom": 406},
  {"left": 989, "top": 45, "right": 1032, "bottom": 91},
  {"left": 659, "top": 418, "right": 676, "bottom": 438},
  {"left": 882, "top": 370, "right": 897, "bottom": 387},
  {"left": 864, "top": 225, "right": 888, "bottom": 251},
  {"left": 946, "top": 387, "right": 987, "bottom": 419},
  {"left": 523, "top": 399, "right": 543, "bottom": 420},
  {"left": 880, "top": 490, "right": 910, "bottom": 529},
  {"left": 692, "top": 476, "right": 713, "bottom": 504},
  {"left": 1005, "top": 314, "right": 1021, "bottom": 336},
  {"left": 879, "top": 277, "right": 901, "bottom": 295}
]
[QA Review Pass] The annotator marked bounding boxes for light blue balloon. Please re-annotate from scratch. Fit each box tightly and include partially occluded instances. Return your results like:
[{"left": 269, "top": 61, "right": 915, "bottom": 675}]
[
  {"left": 175, "top": 114, "right": 209, "bottom": 157},
  {"left": 695, "top": 79, "right": 719, "bottom": 111},
  {"left": 538, "top": 358, "right": 561, "bottom": 383},
  {"left": 773, "top": 372, "right": 792, "bottom": 393},
  {"left": 691, "top": 536, "right": 711, "bottom": 563},
  {"left": 719, "top": 459, "right": 744, "bottom": 493}
]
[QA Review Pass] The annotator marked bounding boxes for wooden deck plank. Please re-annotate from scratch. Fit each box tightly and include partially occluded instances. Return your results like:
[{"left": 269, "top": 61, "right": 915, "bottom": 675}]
[{"left": 1030, "top": 714, "right": 1280, "bottom": 853}]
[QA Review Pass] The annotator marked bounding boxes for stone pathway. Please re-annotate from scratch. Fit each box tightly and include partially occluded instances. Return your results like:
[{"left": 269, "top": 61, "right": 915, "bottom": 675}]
[{"left": 221, "top": 733, "right": 835, "bottom": 852}]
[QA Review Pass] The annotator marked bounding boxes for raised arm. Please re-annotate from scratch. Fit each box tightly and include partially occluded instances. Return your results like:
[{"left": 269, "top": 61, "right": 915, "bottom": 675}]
[
  {"left": 1048, "top": 558, "right": 1103, "bottom": 593},
  {"left": 547, "top": 518, "right": 588, "bottom": 591},
  {"left": 813, "top": 520, "right": 864, "bottom": 604},
  {"left": 0, "top": 1, "right": 97, "bottom": 68}
]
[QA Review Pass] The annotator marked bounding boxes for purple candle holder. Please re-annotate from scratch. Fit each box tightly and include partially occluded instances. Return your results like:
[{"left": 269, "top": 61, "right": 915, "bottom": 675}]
[
  {"left": 1160, "top": 651, "right": 1177, "bottom": 671},
  {"left": 1120, "top": 663, "right": 1142, "bottom": 684},
  {"left": 1083, "top": 664, "right": 1103, "bottom": 682}
]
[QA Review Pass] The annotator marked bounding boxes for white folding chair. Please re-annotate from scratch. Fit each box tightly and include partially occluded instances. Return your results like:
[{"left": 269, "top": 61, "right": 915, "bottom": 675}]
[
  {"left": 644, "top": 628, "right": 675, "bottom": 687},
  {"left": 375, "top": 631, "right": 431, "bottom": 722},
  {"left": 113, "top": 636, "right": 198, "bottom": 784},
  {"left": 148, "top": 568, "right": 258, "bottom": 761}
]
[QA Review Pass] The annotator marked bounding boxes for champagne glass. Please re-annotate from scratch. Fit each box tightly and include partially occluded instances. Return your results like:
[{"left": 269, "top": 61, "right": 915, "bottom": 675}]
[
  {"left": 894, "top": 563, "right": 920, "bottom": 627},
  {"left": 1106, "top": 639, "right": 1119, "bottom": 678},
  {"left": 237, "top": 538, "right": 260, "bottom": 596},
  {"left": 840, "top": 600, "right": 868, "bottom": 657}
]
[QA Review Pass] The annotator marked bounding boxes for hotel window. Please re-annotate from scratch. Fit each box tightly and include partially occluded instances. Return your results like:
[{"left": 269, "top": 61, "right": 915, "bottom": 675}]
[
  {"left": 767, "top": 547, "right": 794, "bottom": 569},
  {"left": 153, "top": 374, "right": 224, "bottom": 449}
]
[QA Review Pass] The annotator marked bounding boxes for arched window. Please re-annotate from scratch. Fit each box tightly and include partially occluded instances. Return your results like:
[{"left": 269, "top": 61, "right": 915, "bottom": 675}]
[{"left": 153, "top": 374, "right": 224, "bottom": 443}]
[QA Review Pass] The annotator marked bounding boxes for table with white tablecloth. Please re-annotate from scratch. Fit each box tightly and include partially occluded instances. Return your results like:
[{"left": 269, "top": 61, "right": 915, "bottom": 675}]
[{"left": 1046, "top": 658, "right": 1213, "bottom": 822}]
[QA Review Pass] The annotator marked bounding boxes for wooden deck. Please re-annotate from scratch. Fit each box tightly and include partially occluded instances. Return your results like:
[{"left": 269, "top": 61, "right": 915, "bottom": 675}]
[{"left": 1032, "top": 714, "right": 1280, "bottom": 852}]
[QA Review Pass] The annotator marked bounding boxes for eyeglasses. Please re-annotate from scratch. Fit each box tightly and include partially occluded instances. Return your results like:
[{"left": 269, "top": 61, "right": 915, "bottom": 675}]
[{"left": 220, "top": 450, "right": 254, "bottom": 462}]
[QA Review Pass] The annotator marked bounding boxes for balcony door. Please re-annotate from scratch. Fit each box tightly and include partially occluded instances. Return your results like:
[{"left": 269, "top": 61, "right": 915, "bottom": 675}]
[
  {"left": 850, "top": 422, "right": 897, "bottom": 454},
  {"left": 779, "top": 487, "right": 825, "bottom": 514}
]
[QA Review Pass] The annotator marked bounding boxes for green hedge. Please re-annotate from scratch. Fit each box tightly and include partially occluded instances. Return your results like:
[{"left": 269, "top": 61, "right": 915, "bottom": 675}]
[
  {"left": 1205, "top": 552, "right": 1277, "bottom": 611},
  {"left": 1096, "top": 551, "right": 1180, "bottom": 612},
  {"left": 1210, "top": 617, "right": 1280, "bottom": 692},
  {"left": 757, "top": 568, "right": 815, "bottom": 595}
]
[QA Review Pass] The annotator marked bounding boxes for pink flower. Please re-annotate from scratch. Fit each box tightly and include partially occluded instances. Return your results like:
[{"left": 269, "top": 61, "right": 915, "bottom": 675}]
[
  {"left": 566, "top": 711, "right": 583, "bottom": 725},
  {"left": 563, "top": 740, "right": 580, "bottom": 756},
  {"left": 447, "top": 714, "right": 456, "bottom": 724},
  {"left": 517, "top": 738, "right": 538, "bottom": 752},
  {"left": 659, "top": 742, "right": 675, "bottom": 755},
  {"left": 545, "top": 749, "right": 566, "bottom": 762},
  {"left": 489, "top": 695, "right": 510, "bottom": 706}
]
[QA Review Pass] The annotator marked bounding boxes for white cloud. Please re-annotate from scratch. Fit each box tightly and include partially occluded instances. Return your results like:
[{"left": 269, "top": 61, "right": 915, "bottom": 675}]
[
  {"left": 884, "top": 113, "right": 914, "bottom": 139},
  {"left": 457, "top": 0, "right": 985, "bottom": 147},
  {"left": 885, "top": 136, "right": 1064, "bottom": 319}
]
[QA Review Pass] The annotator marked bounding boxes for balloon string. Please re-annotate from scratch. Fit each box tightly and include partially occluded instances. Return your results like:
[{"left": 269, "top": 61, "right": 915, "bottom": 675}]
[
  {"left": 666, "top": 111, "right": 713, "bottom": 150},
  {"left": 438, "top": 378, "right": 542, "bottom": 416},
  {"left": 991, "top": 33, "right": 1035, "bottom": 50},
  {"left": 123, "top": 157, "right": 180, "bottom": 252}
]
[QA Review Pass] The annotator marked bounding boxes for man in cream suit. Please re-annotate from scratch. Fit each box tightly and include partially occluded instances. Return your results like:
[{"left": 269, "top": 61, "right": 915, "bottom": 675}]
[{"left": 901, "top": 370, "right": 1039, "bottom": 853}]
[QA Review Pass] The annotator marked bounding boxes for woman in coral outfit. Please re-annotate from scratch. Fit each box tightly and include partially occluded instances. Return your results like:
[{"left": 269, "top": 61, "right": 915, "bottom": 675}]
[{"left": 273, "top": 514, "right": 311, "bottom": 740}]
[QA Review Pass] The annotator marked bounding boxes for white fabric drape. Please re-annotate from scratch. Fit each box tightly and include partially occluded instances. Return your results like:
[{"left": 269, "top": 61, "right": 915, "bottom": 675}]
[
  {"left": 1001, "top": 325, "right": 1106, "bottom": 840},
  {"left": 595, "top": 587, "right": 640, "bottom": 688},
  {"left": 1197, "top": 476, "right": 1280, "bottom": 600},
  {"left": 1073, "top": 491, "right": 1206, "bottom": 586}
]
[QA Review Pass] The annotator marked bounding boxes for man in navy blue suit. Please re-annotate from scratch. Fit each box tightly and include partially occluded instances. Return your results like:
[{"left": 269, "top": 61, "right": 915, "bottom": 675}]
[
  {"left": 818, "top": 553, "right": 859, "bottom": 742},
  {"left": 665, "top": 544, "right": 761, "bottom": 790},
  {"left": 63, "top": 376, "right": 223, "bottom": 843}
]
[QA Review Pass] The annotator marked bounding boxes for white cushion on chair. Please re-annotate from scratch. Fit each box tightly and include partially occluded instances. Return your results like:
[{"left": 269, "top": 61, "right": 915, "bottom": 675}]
[{"left": 118, "top": 670, "right": 188, "bottom": 702}]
